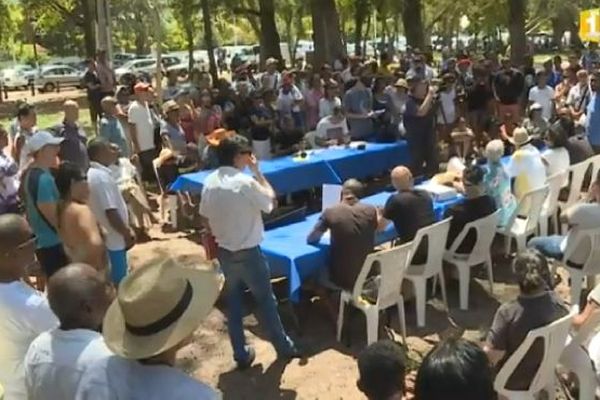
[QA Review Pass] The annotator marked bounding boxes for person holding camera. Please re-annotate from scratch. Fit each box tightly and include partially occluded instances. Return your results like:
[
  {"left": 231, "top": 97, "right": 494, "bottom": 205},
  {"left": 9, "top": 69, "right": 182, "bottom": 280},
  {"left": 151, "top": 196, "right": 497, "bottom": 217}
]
[{"left": 403, "top": 77, "right": 439, "bottom": 177}]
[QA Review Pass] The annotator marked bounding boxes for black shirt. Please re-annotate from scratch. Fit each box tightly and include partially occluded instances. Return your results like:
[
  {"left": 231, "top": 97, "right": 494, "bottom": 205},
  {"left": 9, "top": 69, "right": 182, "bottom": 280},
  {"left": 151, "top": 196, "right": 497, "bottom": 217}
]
[
  {"left": 493, "top": 69, "right": 525, "bottom": 105},
  {"left": 444, "top": 195, "right": 496, "bottom": 253},
  {"left": 403, "top": 96, "right": 435, "bottom": 138},
  {"left": 82, "top": 70, "right": 101, "bottom": 101},
  {"left": 466, "top": 82, "right": 494, "bottom": 111}
]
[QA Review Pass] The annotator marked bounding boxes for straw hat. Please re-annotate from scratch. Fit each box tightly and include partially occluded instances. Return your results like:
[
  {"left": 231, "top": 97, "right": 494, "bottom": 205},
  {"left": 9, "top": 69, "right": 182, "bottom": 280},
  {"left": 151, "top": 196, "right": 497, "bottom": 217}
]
[
  {"left": 206, "top": 128, "right": 235, "bottom": 147},
  {"left": 103, "top": 258, "right": 223, "bottom": 359},
  {"left": 394, "top": 78, "right": 409, "bottom": 89},
  {"left": 510, "top": 127, "right": 531, "bottom": 147},
  {"left": 162, "top": 100, "right": 180, "bottom": 115}
]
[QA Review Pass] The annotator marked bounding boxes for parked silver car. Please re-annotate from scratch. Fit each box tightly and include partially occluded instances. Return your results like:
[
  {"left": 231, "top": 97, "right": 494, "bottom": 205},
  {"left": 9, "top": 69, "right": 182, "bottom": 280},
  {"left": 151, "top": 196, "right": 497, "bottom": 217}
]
[{"left": 35, "top": 65, "right": 83, "bottom": 93}]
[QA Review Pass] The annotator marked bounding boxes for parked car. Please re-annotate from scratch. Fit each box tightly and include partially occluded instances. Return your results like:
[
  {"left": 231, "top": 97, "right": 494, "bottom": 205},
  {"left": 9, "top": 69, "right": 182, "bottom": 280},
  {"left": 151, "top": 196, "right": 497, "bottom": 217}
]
[
  {"left": 115, "top": 58, "right": 157, "bottom": 84},
  {"left": 35, "top": 65, "right": 83, "bottom": 93},
  {"left": 113, "top": 52, "right": 137, "bottom": 68},
  {"left": 1, "top": 65, "right": 36, "bottom": 90}
]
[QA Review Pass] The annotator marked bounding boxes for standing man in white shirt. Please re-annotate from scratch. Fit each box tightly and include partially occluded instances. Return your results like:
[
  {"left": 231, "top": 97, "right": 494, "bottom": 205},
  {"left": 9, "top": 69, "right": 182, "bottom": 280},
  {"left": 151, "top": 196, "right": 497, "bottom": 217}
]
[
  {"left": 199, "top": 135, "right": 300, "bottom": 369},
  {"left": 24, "top": 263, "right": 113, "bottom": 400},
  {"left": 260, "top": 58, "right": 281, "bottom": 90},
  {"left": 528, "top": 71, "right": 555, "bottom": 121},
  {"left": 0, "top": 214, "right": 58, "bottom": 399},
  {"left": 87, "top": 139, "right": 134, "bottom": 285},
  {"left": 127, "top": 82, "right": 158, "bottom": 182}
]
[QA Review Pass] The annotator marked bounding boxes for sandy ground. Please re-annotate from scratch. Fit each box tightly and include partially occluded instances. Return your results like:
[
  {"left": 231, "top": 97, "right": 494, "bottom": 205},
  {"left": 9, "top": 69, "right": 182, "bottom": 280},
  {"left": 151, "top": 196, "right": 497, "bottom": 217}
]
[{"left": 127, "top": 220, "right": 575, "bottom": 400}]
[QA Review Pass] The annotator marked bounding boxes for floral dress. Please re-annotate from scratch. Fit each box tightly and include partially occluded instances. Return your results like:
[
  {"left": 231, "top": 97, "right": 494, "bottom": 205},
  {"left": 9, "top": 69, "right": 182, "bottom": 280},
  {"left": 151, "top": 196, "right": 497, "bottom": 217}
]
[{"left": 483, "top": 161, "right": 517, "bottom": 227}]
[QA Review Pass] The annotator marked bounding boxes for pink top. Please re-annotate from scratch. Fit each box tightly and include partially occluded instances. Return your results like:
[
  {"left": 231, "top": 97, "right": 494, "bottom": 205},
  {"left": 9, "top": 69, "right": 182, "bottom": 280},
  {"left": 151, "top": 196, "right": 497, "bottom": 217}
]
[{"left": 304, "top": 89, "right": 323, "bottom": 130}]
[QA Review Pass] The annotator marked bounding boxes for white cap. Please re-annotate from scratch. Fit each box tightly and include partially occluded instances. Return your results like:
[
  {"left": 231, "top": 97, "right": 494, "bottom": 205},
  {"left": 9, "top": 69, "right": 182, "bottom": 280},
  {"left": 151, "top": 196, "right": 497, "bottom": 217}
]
[
  {"left": 28, "top": 131, "right": 64, "bottom": 154},
  {"left": 530, "top": 102, "right": 543, "bottom": 111}
]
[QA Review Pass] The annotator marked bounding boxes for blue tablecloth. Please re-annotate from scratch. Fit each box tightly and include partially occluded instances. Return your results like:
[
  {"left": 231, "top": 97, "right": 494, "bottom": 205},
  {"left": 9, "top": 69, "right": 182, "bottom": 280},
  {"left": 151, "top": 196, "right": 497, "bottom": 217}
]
[
  {"left": 262, "top": 190, "right": 464, "bottom": 302},
  {"left": 169, "top": 142, "right": 410, "bottom": 195}
]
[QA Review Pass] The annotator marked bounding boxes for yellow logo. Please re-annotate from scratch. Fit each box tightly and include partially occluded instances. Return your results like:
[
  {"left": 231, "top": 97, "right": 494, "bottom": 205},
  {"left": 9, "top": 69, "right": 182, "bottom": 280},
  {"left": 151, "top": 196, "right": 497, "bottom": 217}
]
[{"left": 580, "top": 9, "right": 600, "bottom": 42}]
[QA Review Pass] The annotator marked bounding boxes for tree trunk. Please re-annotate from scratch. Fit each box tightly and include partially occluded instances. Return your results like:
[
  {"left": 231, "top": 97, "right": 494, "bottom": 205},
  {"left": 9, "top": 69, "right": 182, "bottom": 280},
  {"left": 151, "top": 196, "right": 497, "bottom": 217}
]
[
  {"left": 402, "top": 0, "right": 425, "bottom": 50},
  {"left": 354, "top": 0, "right": 369, "bottom": 56},
  {"left": 258, "top": 0, "right": 282, "bottom": 66},
  {"left": 81, "top": 0, "right": 96, "bottom": 58},
  {"left": 186, "top": 25, "right": 194, "bottom": 71},
  {"left": 201, "top": 0, "right": 218, "bottom": 84},
  {"left": 569, "top": 20, "right": 584, "bottom": 49},
  {"left": 310, "top": 0, "right": 346, "bottom": 67},
  {"left": 508, "top": 0, "right": 527, "bottom": 65}
]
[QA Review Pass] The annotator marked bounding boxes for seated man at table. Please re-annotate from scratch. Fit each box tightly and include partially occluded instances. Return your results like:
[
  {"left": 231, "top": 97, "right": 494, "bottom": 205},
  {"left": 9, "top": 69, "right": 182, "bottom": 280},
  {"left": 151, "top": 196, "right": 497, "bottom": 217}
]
[
  {"left": 444, "top": 165, "right": 496, "bottom": 253},
  {"left": 307, "top": 179, "right": 385, "bottom": 292},
  {"left": 313, "top": 106, "right": 350, "bottom": 148},
  {"left": 382, "top": 166, "right": 436, "bottom": 264}
]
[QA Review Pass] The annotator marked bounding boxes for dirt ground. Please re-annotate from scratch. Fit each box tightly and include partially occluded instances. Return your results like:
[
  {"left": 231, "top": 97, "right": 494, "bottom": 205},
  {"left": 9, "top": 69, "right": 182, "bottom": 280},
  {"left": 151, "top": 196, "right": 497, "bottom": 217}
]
[{"left": 127, "top": 220, "right": 575, "bottom": 400}]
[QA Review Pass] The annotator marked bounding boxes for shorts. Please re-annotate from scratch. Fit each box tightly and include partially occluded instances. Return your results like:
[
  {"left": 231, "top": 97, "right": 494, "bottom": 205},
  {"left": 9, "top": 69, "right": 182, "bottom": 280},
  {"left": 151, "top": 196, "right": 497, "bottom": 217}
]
[
  {"left": 36, "top": 245, "right": 69, "bottom": 277},
  {"left": 108, "top": 249, "right": 128, "bottom": 285}
]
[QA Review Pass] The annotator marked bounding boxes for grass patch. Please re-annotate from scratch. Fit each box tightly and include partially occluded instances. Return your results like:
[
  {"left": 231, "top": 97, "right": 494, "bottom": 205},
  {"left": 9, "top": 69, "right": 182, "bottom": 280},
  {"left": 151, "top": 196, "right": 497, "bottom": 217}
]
[{"left": 0, "top": 107, "right": 94, "bottom": 135}]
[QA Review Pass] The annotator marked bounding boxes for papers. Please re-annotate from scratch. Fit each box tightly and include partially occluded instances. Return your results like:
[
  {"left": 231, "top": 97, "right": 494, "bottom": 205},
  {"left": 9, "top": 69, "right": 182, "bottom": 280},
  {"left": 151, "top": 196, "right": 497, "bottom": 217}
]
[
  {"left": 417, "top": 182, "right": 458, "bottom": 201},
  {"left": 322, "top": 184, "right": 342, "bottom": 211}
]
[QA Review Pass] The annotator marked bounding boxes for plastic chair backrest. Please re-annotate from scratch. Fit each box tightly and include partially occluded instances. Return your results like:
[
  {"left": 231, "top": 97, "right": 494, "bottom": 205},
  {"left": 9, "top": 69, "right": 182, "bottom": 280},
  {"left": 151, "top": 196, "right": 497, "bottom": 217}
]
[
  {"left": 447, "top": 210, "right": 500, "bottom": 265},
  {"left": 410, "top": 218, "right": 451, "bottom": 273},
  {"left": 505, "top": 186, "right": 548, "bottom": 234},
  {"left": 566, "top": 160, "right": 591, "bottom": 207},
  {"left": 543, "top": 172, "right": 567, "bottom": 216},
  {"left": 563, "top": 227, "right": 600, "bottom": 276},
  {"left": 590, "top": 154, "right": 600, "bottom": 186},
  {"left": 351, "top": 243, "right": 412, "bottom": 310},
  {"left": 494, "top": 312, "right": 575, "bottom": 396}
]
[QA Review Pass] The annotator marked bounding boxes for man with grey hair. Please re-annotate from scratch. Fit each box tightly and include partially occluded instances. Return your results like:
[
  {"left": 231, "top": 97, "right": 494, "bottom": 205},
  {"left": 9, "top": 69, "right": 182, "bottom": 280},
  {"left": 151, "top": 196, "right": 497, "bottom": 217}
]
[
  {"left": 308, "top": 179, "right": 385, "bottom": 291},
  {"left": 24, "top": 263, "right": 113, "bottom": 400}
]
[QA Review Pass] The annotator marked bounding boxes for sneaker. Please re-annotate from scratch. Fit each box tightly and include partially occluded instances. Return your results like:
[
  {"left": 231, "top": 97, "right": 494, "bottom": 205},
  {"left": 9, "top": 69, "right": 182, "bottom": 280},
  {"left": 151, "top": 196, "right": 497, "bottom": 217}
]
[
  {"left": 236, "top": 347, "right": 255, "bottom": 370},
  {"left": 278, "top": 346, "right": 303, "bottom": 360}
]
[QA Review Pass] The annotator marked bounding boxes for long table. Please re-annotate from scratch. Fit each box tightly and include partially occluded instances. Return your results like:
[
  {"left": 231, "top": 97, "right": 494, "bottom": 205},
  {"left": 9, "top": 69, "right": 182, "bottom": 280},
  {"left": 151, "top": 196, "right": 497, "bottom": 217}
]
[
  {"left": 262, "top": 190, "right": 464, "bottom": 302},
  {"left": 169, "top": 142, "right": 410, "bottom": 195}
]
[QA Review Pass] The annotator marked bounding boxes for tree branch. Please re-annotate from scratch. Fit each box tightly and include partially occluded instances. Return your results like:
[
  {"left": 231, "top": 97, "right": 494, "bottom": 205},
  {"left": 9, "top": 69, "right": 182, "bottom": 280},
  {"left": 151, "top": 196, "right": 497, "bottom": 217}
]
[
  {"left": 425, "top": 3, "right": 455, "bottom": 31},
  {"left": 232, "top": 7, "right": 260, "bottom": 16}
]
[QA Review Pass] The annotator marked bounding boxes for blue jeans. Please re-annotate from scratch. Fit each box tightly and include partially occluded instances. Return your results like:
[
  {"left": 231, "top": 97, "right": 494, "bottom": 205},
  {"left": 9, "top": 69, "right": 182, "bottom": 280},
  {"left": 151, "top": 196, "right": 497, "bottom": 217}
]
[
  {"left": 108, "top": 249, "right": 128, "bottom": 285},
  {"left": 217, "top": 246, "right": 296, "bottom": 363},
  {"left": 528, "top": 235, "right": 565, "bottom": 259}
]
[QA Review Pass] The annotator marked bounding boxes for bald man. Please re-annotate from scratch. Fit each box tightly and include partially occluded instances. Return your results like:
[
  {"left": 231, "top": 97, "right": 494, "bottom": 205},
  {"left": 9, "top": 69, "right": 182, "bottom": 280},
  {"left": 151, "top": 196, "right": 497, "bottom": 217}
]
[
  {"left": 0, "top": 214, "right": 58, "bottom": 399},
  {"left": 25, "top": 263, "right": 113, "bottom": 400},
  {"left": 56, "top": 100, "right": 89, "bottom": 171},
  {"left": 308, "top": 179, "right": 385, "bottom": 292},
  {"left": 383, "top": 166, "right": 435, "bottom": 264}
]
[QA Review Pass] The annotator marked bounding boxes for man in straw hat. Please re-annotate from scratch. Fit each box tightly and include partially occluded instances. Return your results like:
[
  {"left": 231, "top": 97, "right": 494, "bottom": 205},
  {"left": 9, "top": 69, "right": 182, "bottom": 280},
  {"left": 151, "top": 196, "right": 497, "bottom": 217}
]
[
  {"left": 506, "top": 127, "right": 546, "bottom": 202},
  {"left": 25, "top": 263, "right": 113, "bottom": 400},
  {"left": 261, "top": 57, "right": 281, "bottom": 91},
  {"left": 76, "top": 258, "right": 223, "bottom": 399},
  {"left": 199, "top": 134, "right": 300, "bottom": 369}
]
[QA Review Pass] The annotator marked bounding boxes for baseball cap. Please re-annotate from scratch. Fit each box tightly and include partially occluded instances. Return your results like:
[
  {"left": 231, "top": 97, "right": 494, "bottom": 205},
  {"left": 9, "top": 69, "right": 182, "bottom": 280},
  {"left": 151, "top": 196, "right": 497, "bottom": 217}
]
[{"left": 28, "top": 131, "right": 64, "bottom": 154}]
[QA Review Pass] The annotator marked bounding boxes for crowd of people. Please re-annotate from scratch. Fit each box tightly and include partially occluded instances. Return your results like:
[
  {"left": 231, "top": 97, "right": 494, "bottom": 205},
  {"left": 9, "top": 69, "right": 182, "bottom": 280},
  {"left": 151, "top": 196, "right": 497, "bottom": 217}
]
[{"left": 2, "top": 41, "right": 600, "bottom": 399}]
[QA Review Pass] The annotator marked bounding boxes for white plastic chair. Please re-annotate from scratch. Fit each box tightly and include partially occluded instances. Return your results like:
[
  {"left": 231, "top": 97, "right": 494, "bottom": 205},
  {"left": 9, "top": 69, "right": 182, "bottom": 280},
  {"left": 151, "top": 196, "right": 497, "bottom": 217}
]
[
  {"left": 337, "top": 243, "right": 412, "bottom": 345},
  {"left": 559, "top": 161, "right": 592, "bottom": 230},
  {"left": 494, "top": 312, "right": 575, "bottom": 400},
  {"left": 404, "top": 218, "right": 452, "bottom": 328},
  {"left": 560, "top": 228, "right": 600, "bottom": 306},
  {"left": 443, "top": 211, "right": 500, "bottom": 310},
  {"left": 590, "top": 154, "right": 600, "bottom": 186},
  {"left": 539, "top": 172, "right": 567, "bottom": 237},
  {"left": 497, "top": 186, "right": 548, "bottom": 255},
  {"left": 152, "top": 158, "right": 178, "bottom": 229}
]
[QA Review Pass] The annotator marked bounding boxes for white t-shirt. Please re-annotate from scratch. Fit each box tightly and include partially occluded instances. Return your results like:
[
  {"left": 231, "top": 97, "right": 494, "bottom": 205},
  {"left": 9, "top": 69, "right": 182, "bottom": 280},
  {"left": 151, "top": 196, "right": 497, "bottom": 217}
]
[
  {"left": 199, "top": 166, "right": 274, "bottom": 252},
  {"left": 437, "top": 88, "right": 456, "bottom": 124},
  {"left": 87, "top": 161, "right": 129, "bottom": 251},
  {"left": 528, "top": 86, "right": 555, "bottom": 120},
  {"left": 127, "top": 100, "right": 155, "bottom": 153},
  {"left": 507, "top": 144, "right": 547, "bottom": 201},
  {"left": 315, "top": 117, "right": 349, "bottom": 141},
  {"left": 260, "top": 71, "right": 281, "bottom": 90},
  {"left": 319, "top": 97, "right": 342, "bottom": 119},
  {"left": 276, "top": 85, "right": 303, "bottom": 114},
  {"left": 75, "top": 355, "right": 221, "bottom": 400},
  {"left": 542, "top": 147, "right": 570, "bottom": 187},
  {"left": 25, "top": 329, "right": 112, "bottom": 400},
  {"left": 0, "top": 281, "right": 57, "bottom": 400}
]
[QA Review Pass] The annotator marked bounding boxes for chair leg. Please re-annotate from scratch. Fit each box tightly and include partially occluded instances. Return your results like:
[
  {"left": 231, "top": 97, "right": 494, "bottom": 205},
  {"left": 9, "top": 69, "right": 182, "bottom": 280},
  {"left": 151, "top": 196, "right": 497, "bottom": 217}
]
[
  {"left": 412, "top": 279, "right": 427, "bottom": 328},
  {"left": 516, "top": 235, "right": 527, "bottom": 254},
  {"left": 570, "top": 272, "right": 584, "bottom": 308},
  {"left": 457, "top": 264, "right": 470, "bottom": 311},
  {"left": 545, "top": 380, "right": 556, "bottom": 400},
  {"left": 397, "top": 300, "right": 407, "bottom": 345},
  {"left": 365, "top": 308, "right": 379, "bottom": 345},
  {"left": 485, "top": 256, "right": 494, "bottom": 295},
  {"left": 438, "top": 271, "right": 449, "bottom": 312},
  {"left": 167, "top": 195, "right": 178, "bottom": 229},
  {"left": 539, "top": 217, "right": 548, "bottom": 237},
  {"left": 336, "top": 296, "right": 346, "bottom": 342},
  {"left": 503, "top": 235, "right": 511, "bottom": 256}
]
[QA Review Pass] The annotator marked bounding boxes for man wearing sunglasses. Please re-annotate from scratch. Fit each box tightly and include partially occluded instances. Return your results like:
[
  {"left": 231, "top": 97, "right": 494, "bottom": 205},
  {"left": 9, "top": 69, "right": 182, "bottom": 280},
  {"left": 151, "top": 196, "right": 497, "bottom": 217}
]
[{"left": 0, "top": 214, "right": 58, "bottom": 399}]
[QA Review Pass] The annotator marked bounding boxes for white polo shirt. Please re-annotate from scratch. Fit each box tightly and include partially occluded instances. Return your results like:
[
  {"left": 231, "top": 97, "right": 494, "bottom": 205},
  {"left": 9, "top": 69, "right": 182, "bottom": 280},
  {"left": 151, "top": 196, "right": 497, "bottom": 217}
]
[
  {"left": 127, "top": 100, "right": 155, "bottom": 153},
  {"left": 0, "top": 281, "right": 58, "bottom": 400},
  {"left": 75, "top": 356, "right": 221, "bottom": 400},
  {"left": 315, "top": 116, "right": 349, "bottom": 141},
  {"left": 87, "top": 161, "right": 129, "bottom": 251},
  {"left": 25, "top": 329, "right": 112, "bottom": 400},
  {"left": 199, "top": 167, "right": 274, "bottom": 251}
]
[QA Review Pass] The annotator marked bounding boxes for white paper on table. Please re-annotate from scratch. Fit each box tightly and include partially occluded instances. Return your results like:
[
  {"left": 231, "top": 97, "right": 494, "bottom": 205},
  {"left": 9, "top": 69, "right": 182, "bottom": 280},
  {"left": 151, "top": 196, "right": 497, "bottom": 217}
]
[{"left": 322, "top": 184, "right": 342, "bottom": 211}]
